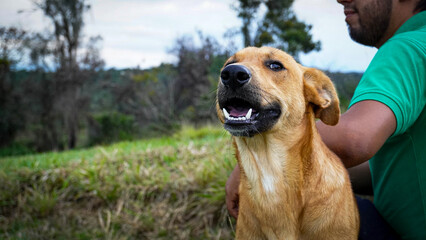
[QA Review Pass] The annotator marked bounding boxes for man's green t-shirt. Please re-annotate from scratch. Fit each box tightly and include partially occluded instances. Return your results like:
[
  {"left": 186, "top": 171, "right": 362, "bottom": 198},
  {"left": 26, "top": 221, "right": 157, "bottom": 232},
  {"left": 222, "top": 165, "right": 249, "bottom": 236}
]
[{"left": 349, "top": 11, "right": 426, "bottom": 239}]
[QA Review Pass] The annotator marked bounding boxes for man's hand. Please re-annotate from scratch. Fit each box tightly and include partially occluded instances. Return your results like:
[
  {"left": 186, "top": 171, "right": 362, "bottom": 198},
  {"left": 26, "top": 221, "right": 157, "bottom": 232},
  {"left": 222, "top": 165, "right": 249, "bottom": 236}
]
[{"left": 226, "top": 164, "right": 240, "bottom": 219}]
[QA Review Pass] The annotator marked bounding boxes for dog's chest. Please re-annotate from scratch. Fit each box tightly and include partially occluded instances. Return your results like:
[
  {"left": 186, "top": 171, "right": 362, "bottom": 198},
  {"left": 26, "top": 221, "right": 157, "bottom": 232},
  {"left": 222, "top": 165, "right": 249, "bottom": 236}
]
[{"left": 236, "top": 139, "right": 290, "bottom": 204}]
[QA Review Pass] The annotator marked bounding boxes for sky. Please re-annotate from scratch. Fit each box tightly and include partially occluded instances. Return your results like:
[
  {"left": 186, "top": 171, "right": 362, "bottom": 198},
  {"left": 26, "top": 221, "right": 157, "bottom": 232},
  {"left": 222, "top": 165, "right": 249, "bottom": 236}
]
[{"left": 0, "top": 0, "right": 378, "bottom": 72}]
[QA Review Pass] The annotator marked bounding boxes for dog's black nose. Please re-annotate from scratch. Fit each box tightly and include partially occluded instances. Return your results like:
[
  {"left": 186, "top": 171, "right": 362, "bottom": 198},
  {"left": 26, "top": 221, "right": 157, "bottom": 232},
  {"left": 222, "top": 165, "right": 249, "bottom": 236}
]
[{"left": 220, "top": 64, "right": 251, "bottom": 89}]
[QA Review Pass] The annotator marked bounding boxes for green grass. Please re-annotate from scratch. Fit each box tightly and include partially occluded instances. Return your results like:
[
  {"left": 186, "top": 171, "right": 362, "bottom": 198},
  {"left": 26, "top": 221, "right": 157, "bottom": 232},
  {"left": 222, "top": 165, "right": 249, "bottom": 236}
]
[{"left": 0, "top": 125, "right": 237, "bottom": 239}]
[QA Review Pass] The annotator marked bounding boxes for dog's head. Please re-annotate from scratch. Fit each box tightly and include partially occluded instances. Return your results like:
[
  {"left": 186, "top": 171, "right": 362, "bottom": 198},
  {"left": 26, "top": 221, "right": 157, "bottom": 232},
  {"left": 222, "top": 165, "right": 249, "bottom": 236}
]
[{"left": 216, "top": 47, "right": 340, "bottom": 137}]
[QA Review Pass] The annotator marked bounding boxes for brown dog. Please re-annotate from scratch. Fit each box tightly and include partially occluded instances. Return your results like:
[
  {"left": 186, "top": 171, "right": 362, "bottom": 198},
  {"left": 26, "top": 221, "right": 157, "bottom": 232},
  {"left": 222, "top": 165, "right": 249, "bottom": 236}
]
[{"left": 216, "top": 47, "right": 359, "bottom": 239}]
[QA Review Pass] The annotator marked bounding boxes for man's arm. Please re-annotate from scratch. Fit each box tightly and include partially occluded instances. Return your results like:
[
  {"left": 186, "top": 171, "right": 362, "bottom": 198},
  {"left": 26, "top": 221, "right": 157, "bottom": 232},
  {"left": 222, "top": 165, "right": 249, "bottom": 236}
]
[
  {"left": 225, "top": 164, "right": 240, "bottom": 219},
  {"left": 316, "top": 100, "right": 396, "bottom": 168},
  {"left": 348, "top": 161, "right": 374, "bottom": 195},
  {"left": 225, "top": 100, "right": 396, "bottom": 217}
]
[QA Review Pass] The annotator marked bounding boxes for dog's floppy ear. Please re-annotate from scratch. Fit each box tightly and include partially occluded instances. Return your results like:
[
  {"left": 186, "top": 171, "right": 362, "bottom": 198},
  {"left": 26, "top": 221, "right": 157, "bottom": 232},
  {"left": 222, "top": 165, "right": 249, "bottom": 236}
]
[{"left": 303, "top": 68, "right": 340, "bottom": 126}]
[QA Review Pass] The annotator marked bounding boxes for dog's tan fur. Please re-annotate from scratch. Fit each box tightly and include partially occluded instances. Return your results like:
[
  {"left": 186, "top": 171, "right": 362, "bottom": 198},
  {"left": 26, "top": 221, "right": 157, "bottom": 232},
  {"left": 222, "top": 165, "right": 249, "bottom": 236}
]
[{"left": 216, "top": 47, "right": 359, "bottom": 239}]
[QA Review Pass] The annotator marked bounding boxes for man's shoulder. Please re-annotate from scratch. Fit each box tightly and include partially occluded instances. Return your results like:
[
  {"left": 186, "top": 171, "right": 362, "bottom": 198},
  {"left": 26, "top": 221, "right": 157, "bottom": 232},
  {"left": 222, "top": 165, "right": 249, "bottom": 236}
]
[
  {"left": 373, "top": 31, "right": 426, "bottom": 70},
  {"left": 351, "top": 24, "right": 426, "bottom": 136},
  {"left": 386, "top": 22, "right": 426, "bottom": 52},
  {"left": 392, "top": 11, "right": 426, "bottom": 45}
]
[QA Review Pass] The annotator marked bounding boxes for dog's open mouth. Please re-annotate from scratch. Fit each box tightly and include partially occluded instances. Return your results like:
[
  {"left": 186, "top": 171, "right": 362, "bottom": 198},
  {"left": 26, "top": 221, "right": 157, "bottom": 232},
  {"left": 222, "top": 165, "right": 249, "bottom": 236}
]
[
  {"left": 222, "top": 98, "right": 259, "bottom": 123},
  {"left": 219, "top": 97, "right": 281, "bottom": 137}
]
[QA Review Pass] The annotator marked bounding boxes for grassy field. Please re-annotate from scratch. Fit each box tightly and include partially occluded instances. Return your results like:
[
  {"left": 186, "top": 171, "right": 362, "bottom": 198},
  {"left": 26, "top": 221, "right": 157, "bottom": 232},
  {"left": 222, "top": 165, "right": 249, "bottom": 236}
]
[{"left": 0, "top": 125, "right": 237, "bottom": 239}]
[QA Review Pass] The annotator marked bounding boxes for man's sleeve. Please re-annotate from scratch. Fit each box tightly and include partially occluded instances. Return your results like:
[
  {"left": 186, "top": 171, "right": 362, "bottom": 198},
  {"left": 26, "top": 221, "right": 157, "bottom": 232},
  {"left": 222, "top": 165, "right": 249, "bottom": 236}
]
[{"left": 349, "top": 36, "right": 426, "bottom": 136}]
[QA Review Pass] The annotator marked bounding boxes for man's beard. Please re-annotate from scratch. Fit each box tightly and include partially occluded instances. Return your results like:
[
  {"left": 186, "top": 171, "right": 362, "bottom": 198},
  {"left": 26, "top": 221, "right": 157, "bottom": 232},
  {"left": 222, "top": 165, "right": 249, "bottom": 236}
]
[{"left": 348, "top": 0, "right": 392, "bottom": 47}]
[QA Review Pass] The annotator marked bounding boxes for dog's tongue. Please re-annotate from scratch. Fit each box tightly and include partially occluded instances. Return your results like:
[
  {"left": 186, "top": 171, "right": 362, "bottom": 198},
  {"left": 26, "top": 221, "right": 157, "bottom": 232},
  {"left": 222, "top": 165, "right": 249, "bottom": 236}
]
[{"left": 228, "top": 106, "right": 249, "bottom": 117}]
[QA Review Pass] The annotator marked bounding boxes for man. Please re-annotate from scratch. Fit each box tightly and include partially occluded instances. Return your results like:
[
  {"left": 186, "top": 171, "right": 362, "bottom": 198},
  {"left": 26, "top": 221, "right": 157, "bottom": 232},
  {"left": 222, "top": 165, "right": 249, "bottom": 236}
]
[{"left": 225, "top": 0, "right": 426, "bottom": 239}]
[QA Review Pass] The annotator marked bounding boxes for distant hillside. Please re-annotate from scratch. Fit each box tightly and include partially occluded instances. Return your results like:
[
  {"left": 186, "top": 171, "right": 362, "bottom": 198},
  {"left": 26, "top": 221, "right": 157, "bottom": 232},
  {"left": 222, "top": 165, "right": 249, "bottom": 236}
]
[{"left": 2, "top": 66, "right": 362, "bottom": 157}]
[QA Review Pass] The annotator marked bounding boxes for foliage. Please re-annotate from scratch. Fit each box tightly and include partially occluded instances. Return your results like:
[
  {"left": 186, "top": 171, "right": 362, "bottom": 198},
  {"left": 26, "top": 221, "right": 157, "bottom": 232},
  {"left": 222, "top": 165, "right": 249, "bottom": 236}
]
[
  {"left": 0, "top": 27, "right": 27, "bottom": 66},
  {"left": 0, "top": 143, "right": 35, "bottom": 158},
  {"left": 169, "top": 32, "right": 229, "bottom": 124},
  {"left": 33, "top": 0, "right": 98, "bottom": 149},
  {"left": 0, "top": 0, "right": 104, "bottom": 153},
  {"left": 113, "top": 64, "right": 179, "bottom": 131},
  {"left": 232, "top": 0, "right": 321, "bottom": 58},
  {"left": 34, "top": 0, "right": 90, "bottom": 68},
  {"left": 88, "top": 112, "right": 137, "bottom": 146},
  {"left": 0, "top": 126, "right": 236, "bottom": 239},
  {"left": 0, "top": 64, "right": 361, "bottom": 156},
  {"left": 0, "top": 27, "right": 27, "bottom": 147}
]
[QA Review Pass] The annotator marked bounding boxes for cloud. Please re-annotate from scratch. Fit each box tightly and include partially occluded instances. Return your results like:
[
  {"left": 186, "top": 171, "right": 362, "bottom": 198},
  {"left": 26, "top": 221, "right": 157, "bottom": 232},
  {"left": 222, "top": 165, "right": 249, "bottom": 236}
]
[
  {"left": 102, "top": 47, "right": 174, "bottom": 69},
  {"left": 0, "top": 0, "right": 46, "bottom": 32}
]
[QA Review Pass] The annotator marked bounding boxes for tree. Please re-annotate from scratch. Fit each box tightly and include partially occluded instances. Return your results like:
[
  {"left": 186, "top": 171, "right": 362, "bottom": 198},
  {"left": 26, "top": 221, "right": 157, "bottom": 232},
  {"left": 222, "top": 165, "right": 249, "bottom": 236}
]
[
  {"left": 0, "top": 27, "right": 27, "bottom": 67},
  {"left": 15, "top": 31, "right": 104, "bottom": 151},
  {"left": 170, "top": 32, "right": 227, "bottom": 123},
  {"left": 0, "top": 27, "right": 27, "bottom": 146},
  {"left": 34, "top": 0, "right": 92, "bottom": 149},
  {"left": 80, "top": 36, "right": 105, "bottom": 72},
  {"left": 232, "top": 0, "right": 320, "bottom": 58},
  {"left": 35, "top": 0, "right": 90, "bottom": 69},
  {"left": 112, "top": 65, "right": 179, "bottom": 134}
]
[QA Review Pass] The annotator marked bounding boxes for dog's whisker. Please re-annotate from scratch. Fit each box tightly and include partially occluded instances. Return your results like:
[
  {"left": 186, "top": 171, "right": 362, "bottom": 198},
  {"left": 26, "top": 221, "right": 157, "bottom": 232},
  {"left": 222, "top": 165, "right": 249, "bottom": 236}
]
[{"left": 257, "top": 87, "right": 275, "bottom": 106}]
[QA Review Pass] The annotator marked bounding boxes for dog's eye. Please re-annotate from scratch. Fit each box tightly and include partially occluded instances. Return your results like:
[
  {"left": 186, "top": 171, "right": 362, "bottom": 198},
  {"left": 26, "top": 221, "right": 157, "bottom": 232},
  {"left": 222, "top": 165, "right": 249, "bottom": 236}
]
[{"left": 266, "top": 61, "right": 284, "bottom": 71}]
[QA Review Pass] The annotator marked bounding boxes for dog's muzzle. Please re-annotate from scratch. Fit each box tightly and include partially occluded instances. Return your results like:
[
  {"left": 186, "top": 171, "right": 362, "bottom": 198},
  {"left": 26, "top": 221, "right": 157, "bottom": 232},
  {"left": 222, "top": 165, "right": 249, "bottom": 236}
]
[{"left": 218, "top": 64, "right": 281, "bottom": 137}]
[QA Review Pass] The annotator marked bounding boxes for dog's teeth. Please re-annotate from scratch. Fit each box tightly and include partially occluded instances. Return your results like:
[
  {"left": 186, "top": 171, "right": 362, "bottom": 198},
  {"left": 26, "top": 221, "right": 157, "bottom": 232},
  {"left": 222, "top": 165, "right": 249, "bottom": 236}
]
[
  {"left": 223, "top": 109, "right": 250, "bottom": 121},
  {"left": 246, "top": 108, "right": 252, "bottom": 119},
  {"left": 223, "top": 108, "right": 230, "bottom": 119}
]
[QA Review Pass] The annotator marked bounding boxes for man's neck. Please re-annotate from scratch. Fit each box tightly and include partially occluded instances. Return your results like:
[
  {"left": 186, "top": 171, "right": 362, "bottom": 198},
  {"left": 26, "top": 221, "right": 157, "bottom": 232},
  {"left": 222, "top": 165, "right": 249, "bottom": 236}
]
[{"left": 375, "top": 4, "right": 420, "bottom": 48}]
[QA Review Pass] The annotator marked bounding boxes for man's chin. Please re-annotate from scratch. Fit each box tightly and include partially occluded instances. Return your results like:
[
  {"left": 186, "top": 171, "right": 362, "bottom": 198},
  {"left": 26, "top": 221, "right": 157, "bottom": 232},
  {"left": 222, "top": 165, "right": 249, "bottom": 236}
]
[{"left": 348, "top": 28, "right": 376, "bottom": 47}]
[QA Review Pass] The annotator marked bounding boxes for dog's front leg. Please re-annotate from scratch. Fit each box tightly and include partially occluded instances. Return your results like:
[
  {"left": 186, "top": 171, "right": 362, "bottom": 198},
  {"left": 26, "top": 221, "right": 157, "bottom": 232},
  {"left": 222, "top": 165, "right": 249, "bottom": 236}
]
[
  {"left": 235, "top": 213, "right": 266, "bottom": 240},
  {"left": 236, "top": 215, "right": 299, "bottom": 240}
]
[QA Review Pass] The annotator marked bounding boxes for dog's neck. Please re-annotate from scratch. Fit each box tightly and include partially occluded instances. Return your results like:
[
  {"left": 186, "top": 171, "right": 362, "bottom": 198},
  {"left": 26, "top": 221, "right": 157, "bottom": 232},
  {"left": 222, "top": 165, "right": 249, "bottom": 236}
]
[{"left": 234, "top": 110, "right": 321, "bottom": 205}]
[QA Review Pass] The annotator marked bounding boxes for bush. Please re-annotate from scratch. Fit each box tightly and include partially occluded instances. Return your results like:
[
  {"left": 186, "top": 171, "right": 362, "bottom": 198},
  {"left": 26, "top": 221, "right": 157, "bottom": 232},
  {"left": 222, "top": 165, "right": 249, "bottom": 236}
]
[
  {"left": 0, "top": 142, "right": 35, "bottom": 158},
  {"left": 88, "top": 112, "right": 137, "bottom": 146}
]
